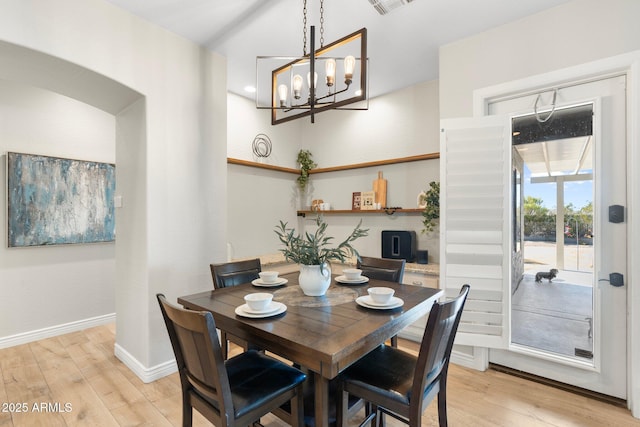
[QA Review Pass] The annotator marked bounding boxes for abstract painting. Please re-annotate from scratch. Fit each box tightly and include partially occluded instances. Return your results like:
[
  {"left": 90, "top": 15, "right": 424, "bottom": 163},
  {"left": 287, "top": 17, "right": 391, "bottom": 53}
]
[{"left": 7, "top": 152, "right": 115, "bottom": 247}]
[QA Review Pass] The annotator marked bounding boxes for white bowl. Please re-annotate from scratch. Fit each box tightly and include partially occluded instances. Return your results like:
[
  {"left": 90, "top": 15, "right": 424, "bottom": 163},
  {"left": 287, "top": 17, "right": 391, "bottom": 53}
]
[
  {"left": 343, "top": 268, "right": 362, "bottom": 281},
  {"left": 367, "top": 287, "right": 395, "bottom": 305},
  {"left": 258, "top": 271, "right": 279, "bottom": 283},
  {"left": 244, "top": 293, "right": 273, "bottom": 311}
]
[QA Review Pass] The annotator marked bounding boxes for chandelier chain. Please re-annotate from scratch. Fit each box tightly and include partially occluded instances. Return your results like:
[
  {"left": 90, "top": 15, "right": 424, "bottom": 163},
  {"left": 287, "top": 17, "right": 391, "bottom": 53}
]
[
  {"left": 303, "top": 0, "right": 326, "bottom": 53},
  {"left": 319, "top": 0, "right": 325, "bottom": 47},
  {"left": 302, "top": 0, "right": 308, "bottom": 55}
]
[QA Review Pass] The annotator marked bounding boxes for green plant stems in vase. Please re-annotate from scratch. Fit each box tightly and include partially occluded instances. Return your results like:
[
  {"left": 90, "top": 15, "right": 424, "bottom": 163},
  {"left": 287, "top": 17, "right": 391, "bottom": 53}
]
[{"left": 275, "top": 215, "right": 369, "bottom": 296}]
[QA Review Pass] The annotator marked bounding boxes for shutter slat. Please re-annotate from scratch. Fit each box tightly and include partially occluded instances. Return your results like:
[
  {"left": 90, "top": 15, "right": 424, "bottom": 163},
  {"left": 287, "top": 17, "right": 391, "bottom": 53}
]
[
  {"left": 461, "top": 311, "right": 503, "bottom": 324},
  {"left": 458, "top": 324, "right": 503, "bottom": 336}
]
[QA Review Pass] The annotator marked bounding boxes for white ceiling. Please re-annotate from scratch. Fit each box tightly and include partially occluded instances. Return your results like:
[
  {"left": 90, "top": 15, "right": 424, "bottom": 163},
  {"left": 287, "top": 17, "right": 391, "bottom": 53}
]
[{"left": 104, "top": 0, "right": 571, "bottom": 99}]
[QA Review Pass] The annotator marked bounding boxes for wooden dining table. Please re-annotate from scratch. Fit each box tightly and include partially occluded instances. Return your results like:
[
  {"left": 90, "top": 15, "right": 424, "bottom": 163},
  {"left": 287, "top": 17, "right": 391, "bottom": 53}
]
[{"left": 177, "top": 271, "right": 443, "bottom": 427}]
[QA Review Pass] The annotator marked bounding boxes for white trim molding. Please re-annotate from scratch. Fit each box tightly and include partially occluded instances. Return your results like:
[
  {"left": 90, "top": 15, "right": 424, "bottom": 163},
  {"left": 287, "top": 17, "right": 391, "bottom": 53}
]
[
  {"left": 627, "top": 54, "right": 640, "bottom": 418},
  {"left": 451, "top": 346, "right": 489, "bottom": 372},
  {"left": 114, "top": 343, "right": 177, "bottom": 384},
  {"left": 0, "top": 313, "right": 116, "bottom": 349}
]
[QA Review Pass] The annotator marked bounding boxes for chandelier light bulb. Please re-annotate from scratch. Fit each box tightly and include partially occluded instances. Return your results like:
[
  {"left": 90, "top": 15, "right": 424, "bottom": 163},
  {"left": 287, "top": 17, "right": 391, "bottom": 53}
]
[
  {"left": 344, "top": 55, "right": 356, "bottom": 85},
  {"left": 292, "top": 74, "right": 303, "bottom": 99},
  {"left": 325, "top": 58, "right": 336, "bottom": 87},
  {"left": 307, "top": 71, "right": 318, "bottom": 89},
  {"left": 278, "top": 84, "right": 288, "bottom": 107}
]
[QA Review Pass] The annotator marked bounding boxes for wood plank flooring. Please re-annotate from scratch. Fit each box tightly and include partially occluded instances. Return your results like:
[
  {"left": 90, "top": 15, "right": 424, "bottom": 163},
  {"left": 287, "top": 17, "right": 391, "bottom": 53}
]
[{"left": 1, "top": 324, "right": 639, "bottom": 426}]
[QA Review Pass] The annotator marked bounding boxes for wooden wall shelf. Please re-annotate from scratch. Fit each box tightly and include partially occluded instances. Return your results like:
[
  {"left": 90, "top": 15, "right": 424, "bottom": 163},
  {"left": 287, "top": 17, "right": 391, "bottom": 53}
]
[
  {"left": 297, "top": 208, "right": 423, "bottom": 217},
  {"left": 310, "top": 153, "right": 439, "bottom": 174},
  {"left": 227, "top": 152, "right": 439, "bottom": 175},
  {"left": 227, "top": 158, "right": 299, "bottom": 174}
]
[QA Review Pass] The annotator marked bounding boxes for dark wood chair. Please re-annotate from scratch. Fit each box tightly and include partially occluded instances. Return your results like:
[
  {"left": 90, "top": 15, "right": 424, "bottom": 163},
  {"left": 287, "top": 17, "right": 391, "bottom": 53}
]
[
  {"left": 357, "top": 256, "right": 406, "bottom": 284},
  {"left": 336, "top": 285, "right": 470, "bottom": 427},
  {"left": 210, "top": 258, "right": 262, "bottom": 289},
  {"left": 357, "top": 256, "right": 406, "bottom": 347},
  {"left": 210, "top": 258, "right": 262, "bottom": 358},
  {"left": 157, "top": 294, "right": 306, "bottom": 427}
]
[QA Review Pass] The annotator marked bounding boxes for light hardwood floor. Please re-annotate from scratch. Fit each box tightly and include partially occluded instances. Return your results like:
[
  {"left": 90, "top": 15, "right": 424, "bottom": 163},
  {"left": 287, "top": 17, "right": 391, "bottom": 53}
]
[{"left": 1, "top": 324, "right": 639, "bottom": 427}]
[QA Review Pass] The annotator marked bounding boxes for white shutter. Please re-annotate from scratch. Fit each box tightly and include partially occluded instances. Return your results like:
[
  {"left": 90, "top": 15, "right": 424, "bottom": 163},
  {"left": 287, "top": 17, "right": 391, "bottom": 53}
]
[{"left": 440, "top": 116, "right": 511, "bottom": 348}]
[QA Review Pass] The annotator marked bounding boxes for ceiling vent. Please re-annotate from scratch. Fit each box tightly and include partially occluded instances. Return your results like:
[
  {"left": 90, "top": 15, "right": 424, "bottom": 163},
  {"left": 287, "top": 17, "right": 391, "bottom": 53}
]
[{"left": 368, "top": 0, "right": 414, "bottom": 15}]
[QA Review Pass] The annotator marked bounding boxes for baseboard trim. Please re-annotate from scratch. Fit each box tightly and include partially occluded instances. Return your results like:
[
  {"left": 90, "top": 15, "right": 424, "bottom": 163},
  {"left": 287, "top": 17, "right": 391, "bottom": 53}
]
[
  {"left": 490, "top": 363, "right": 628, "bottom": 409},
  {"left": 114, "top": 343, "right": 177, "bottom": 384},
  {"left": 450, "top": 346, "right": 489, "bottom": 371},
  {"left": 0, "top": 313, "right": 116, "bottom": 349}
]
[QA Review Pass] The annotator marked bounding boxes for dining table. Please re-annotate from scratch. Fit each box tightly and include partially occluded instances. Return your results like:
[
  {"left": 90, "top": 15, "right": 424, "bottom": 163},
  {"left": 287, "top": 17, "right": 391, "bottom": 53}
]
[{"left": 177, "top": 271, "right": 443, "bottom": 427}]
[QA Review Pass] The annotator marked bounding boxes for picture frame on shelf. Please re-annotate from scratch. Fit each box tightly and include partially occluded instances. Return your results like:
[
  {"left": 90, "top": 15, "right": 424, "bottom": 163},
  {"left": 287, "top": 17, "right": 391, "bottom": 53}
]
[
  {"left": 361, "top": 191, "right": 376, "bottom": 210},
  {"left": 352, "top": 192, "right": 361, "bottom": 210}
]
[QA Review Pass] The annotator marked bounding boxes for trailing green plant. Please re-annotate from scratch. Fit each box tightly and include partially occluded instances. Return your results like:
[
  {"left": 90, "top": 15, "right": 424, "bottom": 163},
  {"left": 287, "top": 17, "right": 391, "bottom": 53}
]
[
  {"left": 421, "top": 181, "right": 440, "bottom": 233},
  {"left": 296, "top": 149, "right": 317, "bottom": 191},
  {"left": 274, "top": 215, "right": 368, "bottom": 268}
]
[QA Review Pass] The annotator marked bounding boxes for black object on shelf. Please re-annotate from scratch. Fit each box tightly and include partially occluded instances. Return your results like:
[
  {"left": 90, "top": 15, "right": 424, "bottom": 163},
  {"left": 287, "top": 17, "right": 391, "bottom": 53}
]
[
  {"left": 381, "top": 230, "right": 416, "bottom": 262},
  {"left": 416, "top": 250, "right": 429, "bottom": 264}
]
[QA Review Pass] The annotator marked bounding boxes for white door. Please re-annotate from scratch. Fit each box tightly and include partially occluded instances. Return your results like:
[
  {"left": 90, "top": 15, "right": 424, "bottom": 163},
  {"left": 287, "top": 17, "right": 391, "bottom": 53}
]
[{"left": 441, "top": 75, "right": 628, "bottom": 398}]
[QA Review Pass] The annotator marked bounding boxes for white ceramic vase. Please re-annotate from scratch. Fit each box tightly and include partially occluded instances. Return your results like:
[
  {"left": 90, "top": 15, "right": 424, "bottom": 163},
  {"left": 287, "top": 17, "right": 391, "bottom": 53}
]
[
  {"left": 417, "top": 191, "right": 427, "bottom": 208},
  {"left": 298, "top": 264, "right": 331, "bottom": 296}
]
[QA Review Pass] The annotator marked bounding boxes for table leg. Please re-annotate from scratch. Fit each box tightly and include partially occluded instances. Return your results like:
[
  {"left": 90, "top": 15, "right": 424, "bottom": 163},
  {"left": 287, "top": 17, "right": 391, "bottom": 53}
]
[{"left": 314, "top": 372, "right": 330, "bottom": 427}]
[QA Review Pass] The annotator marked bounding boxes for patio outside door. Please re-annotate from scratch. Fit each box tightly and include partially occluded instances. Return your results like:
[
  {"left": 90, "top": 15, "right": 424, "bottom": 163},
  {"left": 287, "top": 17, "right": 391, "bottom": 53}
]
[{"left": 488, "top": 75, "right": 627, "bottom": 399}]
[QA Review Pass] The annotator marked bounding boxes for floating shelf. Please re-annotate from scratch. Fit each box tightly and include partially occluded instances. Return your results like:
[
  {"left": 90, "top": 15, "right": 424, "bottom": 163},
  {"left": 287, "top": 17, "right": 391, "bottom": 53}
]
[
  {"left": 297, "top": 208, "right": 423, "bottom": 217},
  {"left": 226, "top": 158, "right": 299, "bottom": 174},
  {"left": 227, "top": 152, "right": 439, "bottom": 174},
  {"left": 310, "top": 153, "right": 439, "bottom": 174}
]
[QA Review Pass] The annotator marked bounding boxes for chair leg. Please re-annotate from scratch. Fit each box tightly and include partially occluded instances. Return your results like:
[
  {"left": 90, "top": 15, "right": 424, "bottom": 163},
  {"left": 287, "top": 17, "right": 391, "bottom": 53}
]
[
  {"left": 221, "top": 331, "right": 228, "bottom": 359},
  {"left": 336, "top": 384, "right": 348, "bottom": 427},
  {"left": 390, "top": 335, "right": 398, "bottom": 348},
  {"left": 182, "top": 398, "right": 193, "bottom": 427},
  {"left": 437, "top": 387, "right": 448, "bottom": 427},
  {"left": 290, "top": 386, "right": 304, "bottom": 427},
  {"left": 352, "top": 402, "right": 377, "bottom": 427},
  {"left": 376, "top": 406, "right": 385, "bottom": 427},
  {"left": 364, "top": 401, "right": 372, "bottom": 418}
]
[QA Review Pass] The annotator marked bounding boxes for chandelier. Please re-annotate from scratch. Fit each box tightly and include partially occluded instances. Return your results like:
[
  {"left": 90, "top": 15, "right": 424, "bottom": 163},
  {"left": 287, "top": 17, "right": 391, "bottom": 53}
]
[{"left": 256, "top": 0, "right": 368, "bottom": 125}]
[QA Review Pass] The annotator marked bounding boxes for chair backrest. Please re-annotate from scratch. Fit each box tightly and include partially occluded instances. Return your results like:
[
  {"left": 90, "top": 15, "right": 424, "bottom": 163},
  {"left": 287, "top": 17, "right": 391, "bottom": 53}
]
[
  {"left": 210, "top": 258, "right": 262, "bottom": 289},
  {"left": 357, "top": 256, "right": 406, "bottom": 283},
  {"left": 412, "top": 285, "right": 470, "bottom": 410},
  {"left": 156, "top": 294, "right": 234, "bottom": 419}
]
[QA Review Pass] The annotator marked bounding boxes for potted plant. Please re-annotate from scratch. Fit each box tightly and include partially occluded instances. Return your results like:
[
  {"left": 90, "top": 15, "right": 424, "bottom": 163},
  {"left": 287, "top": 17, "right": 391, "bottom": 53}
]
[
  {"left": 274, "top": 215, "right": 368, "bottom": 296},
  {"left": 420, "top": 181, "right": 440, "bottom": 233},
  {"left": 296, "top": 149, "right": 317, "bottom": 192}
]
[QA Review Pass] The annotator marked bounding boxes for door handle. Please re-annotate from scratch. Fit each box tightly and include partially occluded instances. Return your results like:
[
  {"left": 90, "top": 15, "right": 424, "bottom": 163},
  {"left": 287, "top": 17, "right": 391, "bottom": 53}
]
[
  {"left": 609, "top": 205, "right": 624, "bottom": 223},
  {"left": 609, "top": 273, "right": 624, "bottom": 287}
]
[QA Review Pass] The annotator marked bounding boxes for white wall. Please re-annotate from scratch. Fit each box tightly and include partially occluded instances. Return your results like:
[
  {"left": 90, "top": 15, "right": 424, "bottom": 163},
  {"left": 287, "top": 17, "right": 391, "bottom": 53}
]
[
  {"left": 225, "top": 92, "right": 302, "bottom": 261},
  {"left": 226, "top": 80, "right": 441, "bottom": 263},
  {"left": 0, "top": 0, "right": 228, "bottom": 377},
  {"left": 0, "top": 79, "right": 116, "bottom": 339},
  {"left": 226, "top": 165, "right": 300, "bottom": 260},
  {"left": 440, "top": 0, "right": 640, "bottom": 118},
  {"left": 301, "top": 80, "right": 440, "bottom": 167},
  {"left": 227, "top": 92, "right": 302, "bottom": 168}
]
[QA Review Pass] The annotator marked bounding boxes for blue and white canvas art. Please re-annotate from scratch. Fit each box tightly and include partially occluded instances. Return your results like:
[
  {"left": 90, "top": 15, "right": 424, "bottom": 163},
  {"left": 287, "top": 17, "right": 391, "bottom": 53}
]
[{"left": 7, "top": 152, "right": 116, "bottom": 247}]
